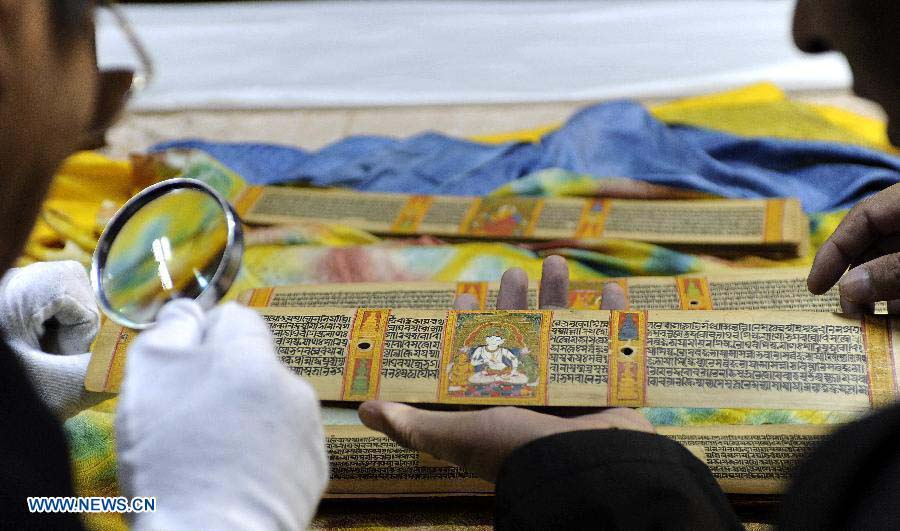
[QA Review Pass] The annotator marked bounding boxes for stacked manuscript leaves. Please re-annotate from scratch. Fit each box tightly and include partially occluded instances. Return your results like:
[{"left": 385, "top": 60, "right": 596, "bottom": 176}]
[{"left": 234, "top": 187, "right": 809, "bottom": 257}]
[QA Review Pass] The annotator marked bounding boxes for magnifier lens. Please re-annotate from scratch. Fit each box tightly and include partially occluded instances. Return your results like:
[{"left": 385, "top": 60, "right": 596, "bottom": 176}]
[{"left": 94, "top": 180, "right": 241, "bottom": 329}]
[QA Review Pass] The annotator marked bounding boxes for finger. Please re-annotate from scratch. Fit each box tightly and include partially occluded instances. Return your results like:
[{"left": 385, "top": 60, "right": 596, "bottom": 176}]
[
  {"left": 454, "top": 293, "right": 480, "bottom": 310},
  {"left": 573, "top": 407, "right": 654, "bottom": 433},
  {"left": 16, "top": 350, "right": 99, "bottom": 418},
  {"left": 49, "top": 261, "right": 99, "bottom": 327},
  {"left": 496, "top": 268, "right": 528, "bottom": 310},
  {"left": 848, "top": 235, "right": 900, "bottom": 270},
  {"left": 131, "top": 298, "right": 206, "bottom": 355},
  {"left": 808, "top": 239, "right": 849, "bottom": 295},
  {"left": 538, "top": 255, "right": 569, "bottom": 309},
  {"left": 840, "top": 292, "right": 874, "bottom": 315},
  {"left": 359, "top": 401, "right": 484, "bottom": 475},
  {"left": 204, "top": 302, "right": 277, "bottom": 369},
  {"left": 1, "top": 261, "right": 99, "bottom": 354},
  {"left": 358, "top": 401, "right": 562, "bottom": 481},
  {"left": 809, "top": 186, "right": 900, "bottom": 294},
  {"left": 839, "top": 255, "right": 900, "bottom": 304},
  {"left": 40, "top": 317, "right": 98, "bottom": 355},
  {"left": 600, "top": 282, "right": 628, "bottom": 310},
  {"left": 205, "top": 302, "right": 272, "bottom": 344}
]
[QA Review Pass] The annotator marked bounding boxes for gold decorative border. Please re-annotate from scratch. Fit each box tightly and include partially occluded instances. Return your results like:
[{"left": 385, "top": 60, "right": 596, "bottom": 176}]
[
  {"left": 524, "top": 200, "right": 546, "bottom": 237},
  {"left": 103, "top": 327, "right": 132, "bottom": 393},
  {"left": 391, "top": 195, "right": 434, "bottom": 233},
  {"left": 233, "top": 185, "right": 265, "bottom": 217},
  {"left": 454, "top": 282, "right": 489, "bottom": 310},
  {"left": 607, "top": 310, "right": 648, "bottom": 406},
  {"left": 245, "top": 287, "right": 275, "bottom": 308},
  {"left": 567, "top": 279, "right": 630, "bottom": 310},
  {"left": 574, "top": 199, "right": 610, "bottom": 238},
  {"left": 457, "top": 198, "right": 483, "bottom": 235},
  {"left": 763, "top": 199, "right": 786, "bottom": 243},
  {"left": 85, "top": 324, "right": 134, "bottom": 393},
  {"left": 676, "top": 276, "right": 713, "bottom": 310},
  {"left": 341, "top": 309, "right": 391, "bottom": 401},
  {"left": 862, "top": 315, "right": 897, "bottom": 409}
]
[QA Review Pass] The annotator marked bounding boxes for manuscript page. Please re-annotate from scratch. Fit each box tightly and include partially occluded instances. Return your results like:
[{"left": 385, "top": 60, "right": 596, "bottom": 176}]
[
  {"left": 86, "top": 308, "right": 900, "bottom": 412},
  {"left": 238, "top": 267, "right": 865, "bottom": 312},
  {"left": 233, "top": 187, "right": 808, "bottom": 257},
  {"left": 323, "top": 424, "right": 832, "bottom": 496}
]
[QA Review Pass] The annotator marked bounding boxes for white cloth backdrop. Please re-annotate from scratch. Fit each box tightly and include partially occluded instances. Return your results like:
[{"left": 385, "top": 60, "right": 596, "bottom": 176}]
[{"left": 97, "top": 1, "right": 851, "bottom": 110}]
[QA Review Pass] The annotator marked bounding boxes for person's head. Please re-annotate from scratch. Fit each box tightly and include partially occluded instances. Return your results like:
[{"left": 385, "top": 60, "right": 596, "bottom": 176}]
[
  {"left": 0, "top": 1, "right": 97, "bottom": 273},
  {"left": 793, "top": 1, "right": 900, "bottom": 144},
  {"left": 484, "top": 333, "right": 505, "bottom": 348}
]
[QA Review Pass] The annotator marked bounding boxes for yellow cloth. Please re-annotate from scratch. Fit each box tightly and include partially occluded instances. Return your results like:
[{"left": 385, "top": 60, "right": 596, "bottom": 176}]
[
  {"left": 475, "top": 83, "right": 896, "bottom": 152},
  {"left": 21, "top": 153, "right": 137, "bottom": 267}
]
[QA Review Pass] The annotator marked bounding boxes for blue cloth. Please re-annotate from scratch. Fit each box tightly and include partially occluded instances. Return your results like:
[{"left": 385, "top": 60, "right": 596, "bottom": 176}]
[{"left": 154, "top": 101, "right": 900, "bottom": 212}]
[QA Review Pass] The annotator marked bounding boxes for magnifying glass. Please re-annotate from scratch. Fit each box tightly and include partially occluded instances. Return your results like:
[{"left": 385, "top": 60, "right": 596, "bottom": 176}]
[{"left": 91, "top": 178, "right": 243, "bottom": 329}]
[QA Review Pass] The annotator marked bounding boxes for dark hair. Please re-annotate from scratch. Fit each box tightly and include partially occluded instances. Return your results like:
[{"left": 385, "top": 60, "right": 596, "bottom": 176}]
[{"left": 49, "top": 0, "right": 93, "bottom": 43}]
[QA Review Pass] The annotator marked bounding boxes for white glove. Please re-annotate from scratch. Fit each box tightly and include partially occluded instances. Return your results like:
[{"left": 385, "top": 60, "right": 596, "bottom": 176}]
[
  {"left": 117, "top": 299, "right": 329, "bottom": 530},
  {"left": 0, "top": 260, "right": 103, "bottom": 418}
]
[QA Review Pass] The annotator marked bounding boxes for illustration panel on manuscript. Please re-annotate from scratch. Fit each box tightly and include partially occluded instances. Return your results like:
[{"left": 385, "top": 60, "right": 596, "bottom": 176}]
[
  {"left": 463, "top": 198, "right": 541, "bottom": 237},
  {"left": 440, "top": 311, "right": 549, "bottom": 405}
]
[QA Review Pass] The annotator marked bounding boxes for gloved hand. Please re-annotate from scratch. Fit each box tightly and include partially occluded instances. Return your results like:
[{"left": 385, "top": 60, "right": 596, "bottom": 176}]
[
  {"left": 0, "top": 260, "right": 103, "bottom": 418},
  {"left": 117, "top": 299, "right": 328, "bottom": 530}
]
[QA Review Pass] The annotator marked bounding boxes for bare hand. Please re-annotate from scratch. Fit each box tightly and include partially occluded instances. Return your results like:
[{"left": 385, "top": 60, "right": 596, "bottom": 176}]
[
  {"left": 358, "top": 402, "right": 653, "bottom": 481},
  {"left": 452, "top": 255, "right": 627, "bottom": 311},
  {"left": 359, "top": 256, "right": 644, "bottom": 482},
  {"left": 808, "top": 184, "right": 900, "bottom": 313}
]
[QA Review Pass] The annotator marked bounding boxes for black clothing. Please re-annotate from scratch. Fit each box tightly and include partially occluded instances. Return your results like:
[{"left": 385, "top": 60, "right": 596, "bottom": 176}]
[
  {"left": 779, "top": 404, "right": 900, "bottom": 529},
  {"left": 495, "top": 429, "right": 742, "bottom": 530},
  {"left": 496, "top": 405, "right": 900, "bottom": 530},
  {"left": 0, "top": 339, "right": 82, "bottom": 529}
]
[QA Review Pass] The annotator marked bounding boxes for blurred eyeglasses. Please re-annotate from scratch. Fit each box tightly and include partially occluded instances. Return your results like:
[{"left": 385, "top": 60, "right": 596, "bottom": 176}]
[{"left": 88, "top": 0, "right": 155, "bottom": 148}]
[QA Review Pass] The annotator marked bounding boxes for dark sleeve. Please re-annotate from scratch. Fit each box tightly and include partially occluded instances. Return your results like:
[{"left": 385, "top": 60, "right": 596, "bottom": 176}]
[
  {"left": 0, "top": 339, "right": 83, "bottom": 530},
  {"left": 779, "top": 403, "right": 900, "bottom": 530},
  {"left": 494, "top": 429, "right": 742, "bottom": 531}
]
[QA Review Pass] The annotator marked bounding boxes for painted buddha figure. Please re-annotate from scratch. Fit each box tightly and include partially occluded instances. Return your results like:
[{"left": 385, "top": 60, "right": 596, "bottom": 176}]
[{"left": 467, "top": 329, "right": 527, "bottom": 385}]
